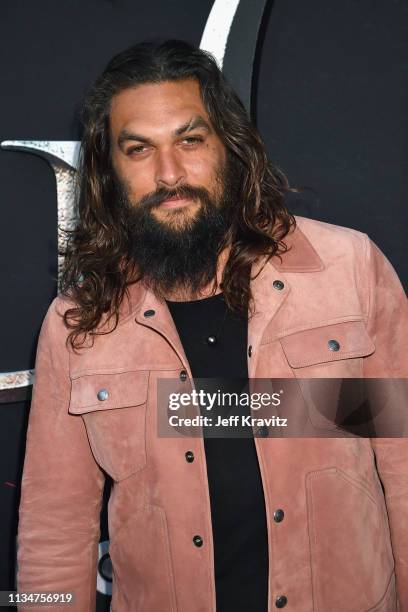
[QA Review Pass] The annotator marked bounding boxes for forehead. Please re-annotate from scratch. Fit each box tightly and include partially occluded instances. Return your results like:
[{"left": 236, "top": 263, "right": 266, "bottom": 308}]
[{"left": 109, "top": 79, "right": 209, "bottom": 137}]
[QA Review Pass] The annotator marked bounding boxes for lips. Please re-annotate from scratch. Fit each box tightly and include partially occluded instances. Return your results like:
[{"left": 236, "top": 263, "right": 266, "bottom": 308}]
[
  {"left": 159, "top": 196, "right": 192, "bottom": 209},
  {"left": 164, "top": 195, "right": 183, "bottom": 201}
]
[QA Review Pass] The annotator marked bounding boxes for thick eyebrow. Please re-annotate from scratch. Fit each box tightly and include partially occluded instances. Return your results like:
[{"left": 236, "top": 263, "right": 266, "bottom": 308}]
[
  {"left": 117, "top": 115, "right": 211, "bottom": 149},
  {"left": 174, "top": 115, "right": 211, "bottom": 136}
]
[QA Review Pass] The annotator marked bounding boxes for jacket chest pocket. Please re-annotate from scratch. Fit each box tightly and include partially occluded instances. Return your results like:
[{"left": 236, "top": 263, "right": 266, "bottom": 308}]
[
  {"left": 280, "top": 320, "right": 375, "bottom": 378},
  {"left": 69, "top": 370, "right": 149, "bottom": 481},
  {"left": 279, "top": 321, "right": 376, "bottom": 434}
]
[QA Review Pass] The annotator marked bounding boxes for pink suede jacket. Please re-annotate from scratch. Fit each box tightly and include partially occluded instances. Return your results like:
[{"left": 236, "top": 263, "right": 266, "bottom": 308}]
[{"left": 17, "top": 216, "right": 408, "bottom": 611}]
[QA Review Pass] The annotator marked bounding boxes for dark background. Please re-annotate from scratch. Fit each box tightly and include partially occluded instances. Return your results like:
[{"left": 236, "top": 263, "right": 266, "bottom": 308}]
[{"left": 1, "top": 0, "right": 406, "bottom": 606}]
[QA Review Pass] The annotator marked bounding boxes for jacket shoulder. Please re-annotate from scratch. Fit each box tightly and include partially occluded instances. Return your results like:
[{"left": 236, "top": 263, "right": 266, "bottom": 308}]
[
  {"left": 293, "top": 215, "right": 372, "bottom": 268},
  {"left": 39, "top": 294, "right": 75, "bottom": 347},
  {"left": 294, "top": 215, "right": 369, "bottom": 248}
]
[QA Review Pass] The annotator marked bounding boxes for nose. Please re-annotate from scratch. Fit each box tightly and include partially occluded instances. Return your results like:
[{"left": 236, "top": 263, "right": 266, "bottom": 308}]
[{"left": 155, "top": 148, "right": 186, "bottom": 189}]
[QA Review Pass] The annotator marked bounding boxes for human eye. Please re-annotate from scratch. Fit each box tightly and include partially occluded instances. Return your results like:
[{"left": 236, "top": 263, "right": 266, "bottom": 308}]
[
  {"left": 126, "top": 144, "right": 149, "bottom": 155},
  {"left": 181, "top": 135, "right": 204, "bottom": 146}
]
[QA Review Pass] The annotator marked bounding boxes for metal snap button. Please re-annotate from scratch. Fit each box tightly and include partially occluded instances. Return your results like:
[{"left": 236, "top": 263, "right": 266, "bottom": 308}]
[
  {"left": 143, "top": 309, "right": 155, "bottom": 317},
  {"left": 179, "top": 370, "right": 188, "bottom": 381},
  {"left": 193, "top": 535, "right": 203, "bottom": 547},
  {"left": 328, "top": 339, "right": 340, "bottom": 351},
  {"left": 97, "top": 389, "right": 109, "bottom": 402},
  {"left": 273, "top": 509, "right": 285, "bottom": 522},
  {"left": 185, "top": 451, "right": 195, "bottom": 463},
  {"left": 275, "top": 595, "right": 287, "bottom": 608},
  {"left": 258, "top": 425, "right": 269, "bottom": 438},
  {"left": 273, "top": 280, "right": 285, "bottom": 290}
]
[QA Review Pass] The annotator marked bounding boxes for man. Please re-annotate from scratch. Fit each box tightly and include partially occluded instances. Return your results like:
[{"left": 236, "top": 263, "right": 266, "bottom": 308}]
[{"left": 17, "top": 40, "right": 407, "bottom": 612}]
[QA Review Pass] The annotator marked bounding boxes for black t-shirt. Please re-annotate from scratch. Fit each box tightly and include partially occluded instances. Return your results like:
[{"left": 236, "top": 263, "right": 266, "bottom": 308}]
[{"left": 166, "top": 292, "right": 269, "bottom": 612}]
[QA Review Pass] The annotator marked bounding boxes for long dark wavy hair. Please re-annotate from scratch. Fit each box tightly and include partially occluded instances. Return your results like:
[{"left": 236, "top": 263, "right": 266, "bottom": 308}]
[{"left": 60, "top": 39, "right": 297, "bottom": 349}]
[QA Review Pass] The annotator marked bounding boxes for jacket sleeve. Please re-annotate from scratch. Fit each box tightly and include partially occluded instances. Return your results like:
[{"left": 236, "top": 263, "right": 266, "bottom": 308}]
[
  {"left": 364, "top": 238, "right": 408, "bottom": 611},
  {"left": 16, "top": 298, "right": 105, "bottom": 612}
]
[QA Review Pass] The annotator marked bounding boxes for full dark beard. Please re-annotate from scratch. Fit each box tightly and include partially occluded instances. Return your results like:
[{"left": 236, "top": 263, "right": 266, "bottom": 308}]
[{"left": 119, "top": 156, "right": 240, "bottom": 299}]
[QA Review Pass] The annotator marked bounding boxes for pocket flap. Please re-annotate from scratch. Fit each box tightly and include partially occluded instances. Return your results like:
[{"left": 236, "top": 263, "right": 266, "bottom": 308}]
[
  {"left": 69, "top": 370, "right": 149, "bottom": 414},
  {"left": 280, "top": 320, "right": 375, "bottom": 368}
]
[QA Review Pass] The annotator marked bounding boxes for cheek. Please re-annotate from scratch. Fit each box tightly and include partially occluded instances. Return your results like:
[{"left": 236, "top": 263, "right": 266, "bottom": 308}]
[
  {"left": 186, "top": 147, "right": 225, "bottom": 185},
  {"left": 116, "top": 161, "right": 155, "bottom": 199},
  {"left": 186, "top": 159, "right": 212, "bottom": 182}
]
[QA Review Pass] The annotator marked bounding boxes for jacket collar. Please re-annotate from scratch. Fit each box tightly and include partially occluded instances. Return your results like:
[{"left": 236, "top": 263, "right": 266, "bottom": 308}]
[
  {"left": 123, "top": 218, "right": 324, "bottom": 317},
  {"left": 269, "top": 218, "right": 324, "bottom": 272},
  {"left": 117, "top": 219, "right": 324, "bottom": 378}
]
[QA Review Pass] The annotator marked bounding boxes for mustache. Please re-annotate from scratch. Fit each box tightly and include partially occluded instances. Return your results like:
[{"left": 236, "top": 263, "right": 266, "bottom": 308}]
[{"left": 136, "top": 184, "right": 213, "bottom": 210}]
